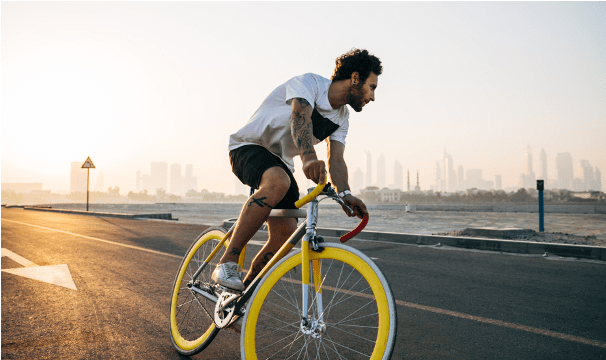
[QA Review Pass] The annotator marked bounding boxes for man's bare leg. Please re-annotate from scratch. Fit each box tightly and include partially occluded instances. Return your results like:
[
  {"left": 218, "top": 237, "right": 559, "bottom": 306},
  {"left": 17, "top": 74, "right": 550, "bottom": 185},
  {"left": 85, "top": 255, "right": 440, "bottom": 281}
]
[
  {"left": 219, "top": 167, "right": 291, "bottom": 265},
  {"left": 243, "top": 216, "right": 297, "bottom": 286}
]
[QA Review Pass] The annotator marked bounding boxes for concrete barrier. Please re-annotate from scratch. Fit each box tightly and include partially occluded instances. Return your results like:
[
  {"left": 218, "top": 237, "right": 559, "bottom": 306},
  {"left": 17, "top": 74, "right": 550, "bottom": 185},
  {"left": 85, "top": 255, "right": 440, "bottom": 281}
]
[
  {"left": 404, "top": 204, "right": 605, "bottom": 214},
  {"left": 318, "top": 227, "right": 604, "bottom": 261},
  {"left": 23, "top": 207, "right": 175, "bottom": 220},
  {"left": 220, "top": 218, "right": 604, "bottom": 261}
]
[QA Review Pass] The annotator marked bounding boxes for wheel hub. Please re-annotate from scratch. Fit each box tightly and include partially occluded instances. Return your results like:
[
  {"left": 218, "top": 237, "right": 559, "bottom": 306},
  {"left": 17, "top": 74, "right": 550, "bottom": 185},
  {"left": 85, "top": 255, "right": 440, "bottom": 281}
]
[{"left": 300, "top": 316, "right": 326, "bottom": 339}]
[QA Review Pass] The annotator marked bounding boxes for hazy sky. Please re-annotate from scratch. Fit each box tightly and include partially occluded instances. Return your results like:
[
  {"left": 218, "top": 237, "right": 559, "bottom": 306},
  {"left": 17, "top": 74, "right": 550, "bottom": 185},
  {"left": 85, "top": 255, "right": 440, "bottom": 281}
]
[{"left": 2, "top": 2, "right": 605, "bottom": 194}]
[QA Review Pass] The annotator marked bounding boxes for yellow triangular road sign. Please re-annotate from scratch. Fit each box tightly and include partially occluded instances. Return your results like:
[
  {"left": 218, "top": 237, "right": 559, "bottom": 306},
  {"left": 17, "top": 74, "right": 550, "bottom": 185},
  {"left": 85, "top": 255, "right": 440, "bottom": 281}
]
[{"left": 82, "top": 156, "right": 95, "bottom": 169}]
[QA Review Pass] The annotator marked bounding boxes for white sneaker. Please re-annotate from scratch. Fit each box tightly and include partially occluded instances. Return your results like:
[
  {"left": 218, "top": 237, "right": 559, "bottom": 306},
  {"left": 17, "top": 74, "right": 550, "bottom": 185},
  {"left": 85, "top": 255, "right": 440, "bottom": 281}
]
[{"left": 211, "top": 262, "right": 245, "bottom": 291}]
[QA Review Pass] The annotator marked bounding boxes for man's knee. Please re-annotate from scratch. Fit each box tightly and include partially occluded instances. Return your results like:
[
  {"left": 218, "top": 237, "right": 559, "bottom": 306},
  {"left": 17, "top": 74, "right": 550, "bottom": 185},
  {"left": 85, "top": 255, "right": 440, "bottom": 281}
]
[{"left": 259, "top": 167, "right": 291, "bottom": 197}]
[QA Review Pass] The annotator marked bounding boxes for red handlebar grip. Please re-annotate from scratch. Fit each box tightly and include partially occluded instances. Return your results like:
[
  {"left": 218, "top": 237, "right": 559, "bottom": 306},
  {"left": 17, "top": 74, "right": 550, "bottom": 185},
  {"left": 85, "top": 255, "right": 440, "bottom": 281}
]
[{"left": 340, "top": 213, "right": 369, "bottom": 243}]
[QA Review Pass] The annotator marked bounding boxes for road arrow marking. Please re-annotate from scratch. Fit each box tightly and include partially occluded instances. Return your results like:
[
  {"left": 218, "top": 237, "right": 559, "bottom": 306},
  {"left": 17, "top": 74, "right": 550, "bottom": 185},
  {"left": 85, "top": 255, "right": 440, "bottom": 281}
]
[{"left": 1, "top": 248, "right": 77, "bottom": 290}]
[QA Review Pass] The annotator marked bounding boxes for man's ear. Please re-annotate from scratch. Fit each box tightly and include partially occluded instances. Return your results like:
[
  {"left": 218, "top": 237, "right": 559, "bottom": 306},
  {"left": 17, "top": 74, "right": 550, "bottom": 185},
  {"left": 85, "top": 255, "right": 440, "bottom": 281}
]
[{"left": 350, "top": 71, "right": 360, "bottom": 84}]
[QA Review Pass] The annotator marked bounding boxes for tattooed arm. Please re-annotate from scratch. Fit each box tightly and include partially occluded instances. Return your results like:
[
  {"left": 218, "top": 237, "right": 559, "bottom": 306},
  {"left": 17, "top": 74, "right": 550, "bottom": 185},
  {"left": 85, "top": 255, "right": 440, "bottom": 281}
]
[
  {"left": 327, "top": 140, "right": 368, "bottom": 219},
  {"left": 290, "top": 98, "right": 326, "bottom": 183}
]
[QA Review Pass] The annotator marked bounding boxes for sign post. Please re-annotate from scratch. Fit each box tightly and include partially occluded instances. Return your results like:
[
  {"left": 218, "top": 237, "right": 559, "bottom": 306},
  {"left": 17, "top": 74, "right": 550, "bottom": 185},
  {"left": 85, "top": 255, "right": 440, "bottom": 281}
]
[
  {"left": 81, "top": 157, "right": 96, "bottom": 211},
  {"left": 537, "top": 180, "right": 544, "bottom": 232}
]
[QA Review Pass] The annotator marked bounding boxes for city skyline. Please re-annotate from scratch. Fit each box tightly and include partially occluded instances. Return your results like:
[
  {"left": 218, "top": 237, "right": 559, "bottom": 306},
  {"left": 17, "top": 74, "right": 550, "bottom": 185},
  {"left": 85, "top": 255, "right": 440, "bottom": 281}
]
[
  {"left": 23, "top": 144, "right": 606, "bottom": 197},
  {"left": 3, "top": 2, "right": 604, "bottom": 195}
]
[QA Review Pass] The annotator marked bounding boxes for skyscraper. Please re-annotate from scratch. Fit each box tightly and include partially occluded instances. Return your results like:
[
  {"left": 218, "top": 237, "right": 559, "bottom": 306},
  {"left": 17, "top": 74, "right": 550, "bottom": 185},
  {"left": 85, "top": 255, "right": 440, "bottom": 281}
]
[
  {"left": 526, "top": 145, "right": 534, "bottom": 177},
  {"left": 150, "top": 162, "right": 168, "bottom": 193},
  {"left": 593, "top": 168, "right": 602, "bottom": 191},
  {"left": 393, "top": 160, "right": 403, "bottom": 190},
  {"left": 365, "top": 151, "right": 372, "bottom": 189},
  {"left": 495, "top": 175, "right": 502, "bottom": 190},
  {"left": 184, "top": 164, "right": 197, "bottom": 193},
  {"left": 556, "top": 152, "right": 573, "bottom": 190},
  {"left": 457, "top": 165, "right": 464, "bottom": 191},
  {"left": 522, "top": 145, "right": 536, "bottom": 188},
  {"left": 578, "top": 160, "right": 595, "bottom": 191},
  {"left": 435, "top": 161, "right": 442, "bottom": 191},
  {"left": 377, "top": 153, "right": 386, "bottom": 188},
  {"left": 466, "top": 169, "right": 482, "bottom": 189},
  {"left": 170, "top": 163, "right": 184, "bottom": 195},
  {"left": 540, "top": 148, "right": 547, "bottom": 181},
  {"left": 442, "top": 149, "right": 456, "bottom": 192},
  {"left": 353, "top": 168, "right": 364, "bottom": 194}
]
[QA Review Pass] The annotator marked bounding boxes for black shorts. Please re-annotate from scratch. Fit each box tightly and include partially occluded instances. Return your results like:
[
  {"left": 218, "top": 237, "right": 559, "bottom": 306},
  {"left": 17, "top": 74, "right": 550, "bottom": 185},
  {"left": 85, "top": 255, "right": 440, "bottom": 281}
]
[{"left": 230, "top": 145, "right": 300, "bottom": 209}]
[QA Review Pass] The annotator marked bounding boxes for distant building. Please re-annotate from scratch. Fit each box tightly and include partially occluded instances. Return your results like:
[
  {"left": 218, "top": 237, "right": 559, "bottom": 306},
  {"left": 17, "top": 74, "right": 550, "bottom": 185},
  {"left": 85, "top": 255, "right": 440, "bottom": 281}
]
[
  {"left": 457, "top": 165, "right": 464, "bottom": 192},
  {"left": 466, "top": 169, "right": 483, "bottom": 190},
  {"left": 593, "top": 168, "right": 602, "bottom": 192},
  {"left": 443, "top": 149, "right": 456, "bottom": 193},
  {"left": 184, "top": 164, "right": 197, "bottom": 193},
  {"left": 138, "top": 162, "right": 170, "bottom": 194},
  {"left": 434, "top": 161, "right": 442, "bottom": 192},
  {"left": 353, "top": 168, "right": 364, "bottom": 195},
  {"left": 151, "top": 162, "right": 168, "bottom": 193},
  {"left": 379, "top": 188, "right": 401, "bottom": 202},
  {"left": 495, "top": 175, "right": 502, "bottom": 191},
  {"left": 414, "top": 171, "right": 421, "bottom": 192},
  {"left": 394, "top": 160, "right": 403, "bottom": 190},
  {"left": 377, "top": 153, "right": 386, "bottom": 188},
  {"left": 540, "top": 148, "right": 547, "bottom": 182},
  {"left": 520, "top": 145, "right": 536, "bottom": 189},
  {"left": 170, "top": 163, "right": 184, "bottom": 195},
  {"left": 556, "top": 152, "right": 573, "bottom": 189},
  {"left": 2, "top": 183, "right": 43, "bottom": 193}
]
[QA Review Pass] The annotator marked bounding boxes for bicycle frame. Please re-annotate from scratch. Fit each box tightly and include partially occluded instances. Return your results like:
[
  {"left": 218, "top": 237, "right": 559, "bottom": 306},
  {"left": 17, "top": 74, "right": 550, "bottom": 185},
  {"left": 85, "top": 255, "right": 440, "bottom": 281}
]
[
  {"left": 186, "top": 181, "right": 367, "bottom": 328},
  {"left": 187, "top": 203, "right": 316, "bottom": 312}
]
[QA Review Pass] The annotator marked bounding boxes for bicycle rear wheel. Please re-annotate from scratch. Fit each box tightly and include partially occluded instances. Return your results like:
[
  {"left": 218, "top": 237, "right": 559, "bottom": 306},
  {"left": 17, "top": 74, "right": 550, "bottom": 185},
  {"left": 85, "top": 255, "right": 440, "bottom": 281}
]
[
  {"left": 241, "top": 242, "right": 397, "bottom": 360},
  {"left": 169, "top": 227, "right": 226, "bottom": 355}
]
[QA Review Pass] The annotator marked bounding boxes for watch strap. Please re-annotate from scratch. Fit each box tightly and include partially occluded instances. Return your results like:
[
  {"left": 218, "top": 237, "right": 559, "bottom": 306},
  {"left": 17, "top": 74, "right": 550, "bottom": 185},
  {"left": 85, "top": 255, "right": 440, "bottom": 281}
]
[{"left": 338, "top": 190, "right": 352, "bottom": 198}]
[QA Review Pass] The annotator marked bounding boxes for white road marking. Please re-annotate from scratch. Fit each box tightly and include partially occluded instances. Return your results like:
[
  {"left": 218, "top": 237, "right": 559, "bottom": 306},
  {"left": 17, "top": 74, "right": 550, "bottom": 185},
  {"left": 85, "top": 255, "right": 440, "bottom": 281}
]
[
  {"left": 2, "top": 219, "right": 182, "bottom": 259},
  {"left": 1, "top": 248, "right": 77, "bottom": 290},
  {"left": 4, "top": 218, "right": 605, "bottom": 349},
  {"left": 1, "top": 248, "right": 37, "bottom": 267}
]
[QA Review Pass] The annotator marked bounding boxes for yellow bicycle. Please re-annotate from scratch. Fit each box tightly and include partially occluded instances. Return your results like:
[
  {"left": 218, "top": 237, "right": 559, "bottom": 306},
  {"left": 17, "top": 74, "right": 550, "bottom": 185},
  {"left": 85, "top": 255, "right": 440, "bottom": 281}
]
[{"left": 169, "top": 178, "right": 397, "bottom": 359}]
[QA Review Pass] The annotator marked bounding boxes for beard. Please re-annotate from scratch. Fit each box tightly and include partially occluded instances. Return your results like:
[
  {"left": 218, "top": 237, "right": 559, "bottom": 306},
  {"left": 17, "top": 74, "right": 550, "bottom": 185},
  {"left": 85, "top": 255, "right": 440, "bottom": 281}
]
[{"left": 347, "top": 83, "right": 366, "bottom": 112}]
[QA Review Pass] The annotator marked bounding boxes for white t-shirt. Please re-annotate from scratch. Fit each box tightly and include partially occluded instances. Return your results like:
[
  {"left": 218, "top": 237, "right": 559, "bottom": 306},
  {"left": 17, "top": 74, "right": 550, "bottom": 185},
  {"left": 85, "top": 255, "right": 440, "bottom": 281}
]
[{"left": 229, "top": 73, "right": 350, "bottom": 173}]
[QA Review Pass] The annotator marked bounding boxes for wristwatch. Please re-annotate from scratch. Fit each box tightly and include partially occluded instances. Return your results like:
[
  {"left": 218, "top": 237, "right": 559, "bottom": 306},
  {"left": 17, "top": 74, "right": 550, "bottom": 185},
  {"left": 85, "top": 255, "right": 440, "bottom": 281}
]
[{"left": 338, "top": 190, "right": 351, "bottom": 198}]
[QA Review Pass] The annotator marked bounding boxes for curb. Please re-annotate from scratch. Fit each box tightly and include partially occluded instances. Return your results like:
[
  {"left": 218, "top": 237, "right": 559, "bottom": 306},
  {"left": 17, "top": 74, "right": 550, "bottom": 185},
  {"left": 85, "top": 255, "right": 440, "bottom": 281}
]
[
  {"left": 221, "top": 218, "right": 605, "bottom": 261},
  {"left": 22, "top": 207, "right": 175, "bottom": 221}
]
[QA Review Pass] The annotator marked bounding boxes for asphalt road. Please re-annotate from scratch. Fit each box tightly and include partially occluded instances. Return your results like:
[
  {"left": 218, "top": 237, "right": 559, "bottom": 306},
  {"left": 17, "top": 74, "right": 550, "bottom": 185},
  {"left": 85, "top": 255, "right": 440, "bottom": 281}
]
[{"left": 2, "top": 208, "right": 605, "bottom": 359}]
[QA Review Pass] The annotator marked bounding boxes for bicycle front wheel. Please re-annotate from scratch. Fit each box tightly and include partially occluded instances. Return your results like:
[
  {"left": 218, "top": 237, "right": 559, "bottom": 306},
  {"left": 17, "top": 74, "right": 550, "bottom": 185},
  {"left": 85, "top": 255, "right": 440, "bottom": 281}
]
[
  {"left": 241, "top": 242, "right": 397, "bottom": 360},
  {"left": 169, "top": 227, "right": 225, "bottom": 355}
]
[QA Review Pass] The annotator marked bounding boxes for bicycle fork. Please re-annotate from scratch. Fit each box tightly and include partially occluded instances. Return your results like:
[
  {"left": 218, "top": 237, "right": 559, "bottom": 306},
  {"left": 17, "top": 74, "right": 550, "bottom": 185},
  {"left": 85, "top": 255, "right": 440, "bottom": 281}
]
[{"left": 300, "top": 199, "right": 327, "bottom": 337}]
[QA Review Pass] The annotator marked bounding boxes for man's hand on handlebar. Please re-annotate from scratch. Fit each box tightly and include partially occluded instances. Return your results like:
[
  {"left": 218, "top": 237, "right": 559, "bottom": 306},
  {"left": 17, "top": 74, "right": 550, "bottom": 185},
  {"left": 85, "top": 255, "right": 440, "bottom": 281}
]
[
  {"left": 341, "top": 194, "right": 368, "bottom": 219},
  {"left": 302, "top": 159, "right": 326, "bottom": 184}
]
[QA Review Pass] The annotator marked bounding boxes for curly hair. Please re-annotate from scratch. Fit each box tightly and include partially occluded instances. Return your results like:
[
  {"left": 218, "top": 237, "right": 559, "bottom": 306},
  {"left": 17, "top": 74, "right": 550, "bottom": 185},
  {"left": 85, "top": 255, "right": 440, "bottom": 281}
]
[{"left": 331, "top": 48, "right": 382, "bottom": 84}]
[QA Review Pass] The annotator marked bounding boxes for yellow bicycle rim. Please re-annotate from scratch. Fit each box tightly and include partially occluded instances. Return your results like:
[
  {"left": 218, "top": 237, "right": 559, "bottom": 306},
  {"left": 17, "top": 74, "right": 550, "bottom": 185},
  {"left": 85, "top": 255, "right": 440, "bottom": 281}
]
[
  {"left": 170, "top": 230, "right": 223, "bottom": 351},
  {"left": 243, "top": 247, "right": 391, "bottom": 360}
]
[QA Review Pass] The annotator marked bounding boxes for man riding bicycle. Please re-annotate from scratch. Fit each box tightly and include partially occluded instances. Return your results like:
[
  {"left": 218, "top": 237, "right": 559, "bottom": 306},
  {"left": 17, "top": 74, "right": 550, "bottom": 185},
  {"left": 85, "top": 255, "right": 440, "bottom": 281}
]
[{"left": 212, "top": 48, "right": 383, "bottom": 292}]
